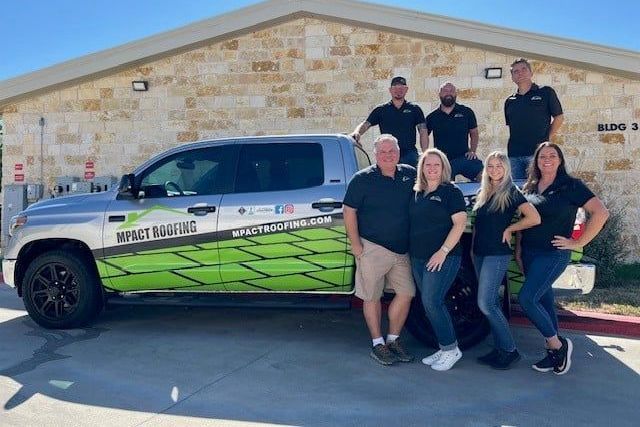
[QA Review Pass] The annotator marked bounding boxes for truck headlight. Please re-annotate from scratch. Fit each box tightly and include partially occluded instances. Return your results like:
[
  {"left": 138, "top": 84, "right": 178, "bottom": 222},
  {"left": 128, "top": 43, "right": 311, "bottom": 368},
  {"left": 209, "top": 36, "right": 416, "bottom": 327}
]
[{"left": 9, "top": 215, "right": 28, "bottom": 237}]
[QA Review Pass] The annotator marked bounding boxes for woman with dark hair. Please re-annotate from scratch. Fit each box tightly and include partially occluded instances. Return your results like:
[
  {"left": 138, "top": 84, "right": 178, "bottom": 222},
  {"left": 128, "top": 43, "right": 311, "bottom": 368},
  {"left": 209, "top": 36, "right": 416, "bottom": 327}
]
[
  {"left": 517, "top": 142, "right": 609, "bottom": 375},
  {"left": 472, "top": 151, "right": 540, "bottom": 369},
  {"left": 409, "top": 148, "right": 467, "bottom": 371}
]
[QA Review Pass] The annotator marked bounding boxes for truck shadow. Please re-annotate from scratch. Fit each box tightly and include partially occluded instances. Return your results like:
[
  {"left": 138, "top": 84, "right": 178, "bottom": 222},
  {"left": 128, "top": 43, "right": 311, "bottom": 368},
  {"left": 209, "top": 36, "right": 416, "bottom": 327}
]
[{"left": 1, "top": 289, "right": 639, "bottom": 426}]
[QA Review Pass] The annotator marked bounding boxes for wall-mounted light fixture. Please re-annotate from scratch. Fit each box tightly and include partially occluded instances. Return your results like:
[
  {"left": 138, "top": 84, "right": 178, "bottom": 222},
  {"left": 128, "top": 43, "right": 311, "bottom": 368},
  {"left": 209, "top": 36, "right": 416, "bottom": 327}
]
[
  {"left": 484, "top": 67, "right": 502, "bottom": 79},
  {"left": 132, "top": 80, "right": 149, "bottom": 91}
]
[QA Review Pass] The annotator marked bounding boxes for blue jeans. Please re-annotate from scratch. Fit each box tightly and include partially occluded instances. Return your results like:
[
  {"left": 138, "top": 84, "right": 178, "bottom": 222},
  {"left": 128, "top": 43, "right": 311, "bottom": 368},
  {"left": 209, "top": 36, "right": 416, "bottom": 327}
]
[
  {"left": 509, "top": 156, "right": 533, "bottom": 180},
  {"left": 518, "top": 249, "right": 571, "bottom": 338},
  {"left": 399, "top": 149, "right": 419, "bottom": 168},
  {"left": 450, "top": 156, "right": 483, "bottom": 181},
  {"left": 411, "top": 256, "right": 461, "bottom": 350},
  {"left": 474, "top": 254, "right": 516, "bottom": 352}
]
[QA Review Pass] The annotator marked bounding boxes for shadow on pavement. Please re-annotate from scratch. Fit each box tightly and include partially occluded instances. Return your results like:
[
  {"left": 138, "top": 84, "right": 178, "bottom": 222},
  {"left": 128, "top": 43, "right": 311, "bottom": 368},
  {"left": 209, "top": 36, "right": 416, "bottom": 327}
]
[{"left": 1, "top": 284, "right": 639, "bottom": 426}]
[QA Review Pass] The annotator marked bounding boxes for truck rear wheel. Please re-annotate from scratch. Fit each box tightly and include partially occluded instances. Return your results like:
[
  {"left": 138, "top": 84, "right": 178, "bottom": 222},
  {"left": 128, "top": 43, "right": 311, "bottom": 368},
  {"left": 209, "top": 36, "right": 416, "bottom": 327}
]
[
  {"left": 405, "top": 262, "right": 490, "bottom": 350},
  {"left": 22, "top": 250, "right": 103, "bottom": 329}
]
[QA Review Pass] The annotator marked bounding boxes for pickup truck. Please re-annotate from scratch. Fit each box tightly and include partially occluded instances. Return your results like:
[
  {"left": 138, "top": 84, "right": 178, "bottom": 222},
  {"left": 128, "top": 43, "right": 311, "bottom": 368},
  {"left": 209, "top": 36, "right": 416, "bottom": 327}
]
[{"left": 2, "top": 134, "right": 595, "bottom": 349}]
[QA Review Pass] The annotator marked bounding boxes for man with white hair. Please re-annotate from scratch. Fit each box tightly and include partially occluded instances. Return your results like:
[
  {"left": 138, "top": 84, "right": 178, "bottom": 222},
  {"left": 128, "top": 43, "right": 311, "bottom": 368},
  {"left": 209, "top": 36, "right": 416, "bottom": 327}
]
[{"left": 343, "top": 134, "right": 417, "bottom": 365}]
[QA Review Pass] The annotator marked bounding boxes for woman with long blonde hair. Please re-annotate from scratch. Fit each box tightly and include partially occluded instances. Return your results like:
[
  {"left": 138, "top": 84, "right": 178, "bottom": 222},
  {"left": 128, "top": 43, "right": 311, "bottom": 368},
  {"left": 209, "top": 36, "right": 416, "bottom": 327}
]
[{"left": 472, "top": 151, "right": 540, "bottom": 369}]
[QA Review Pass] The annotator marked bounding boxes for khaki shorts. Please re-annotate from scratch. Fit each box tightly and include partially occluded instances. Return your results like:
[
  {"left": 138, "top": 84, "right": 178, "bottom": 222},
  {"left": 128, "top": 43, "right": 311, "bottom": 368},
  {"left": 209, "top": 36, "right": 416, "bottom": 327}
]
[{"left": 355, "top": 239, "right": 415, "bottom": 302}]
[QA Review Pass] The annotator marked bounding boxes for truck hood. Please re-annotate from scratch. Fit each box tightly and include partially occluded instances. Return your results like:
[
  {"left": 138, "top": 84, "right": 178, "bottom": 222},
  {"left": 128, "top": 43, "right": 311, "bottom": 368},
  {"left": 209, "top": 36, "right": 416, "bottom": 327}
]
[{"left": 23, "top": 191, "right": 115, "bottom": 215}]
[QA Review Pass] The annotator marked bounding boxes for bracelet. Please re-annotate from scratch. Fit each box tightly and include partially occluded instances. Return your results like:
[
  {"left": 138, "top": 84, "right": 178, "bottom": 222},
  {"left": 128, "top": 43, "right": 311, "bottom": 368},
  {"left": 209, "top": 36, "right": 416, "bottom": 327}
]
[{"left": 441, "top": 245, "right": 450, "bottom": 254}]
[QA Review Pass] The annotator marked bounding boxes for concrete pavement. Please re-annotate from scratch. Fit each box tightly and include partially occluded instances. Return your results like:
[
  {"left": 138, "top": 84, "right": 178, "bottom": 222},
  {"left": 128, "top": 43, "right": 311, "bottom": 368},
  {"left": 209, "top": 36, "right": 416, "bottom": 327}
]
[{"left": 1, "top": 284, "right": 639, "bottom": 427}]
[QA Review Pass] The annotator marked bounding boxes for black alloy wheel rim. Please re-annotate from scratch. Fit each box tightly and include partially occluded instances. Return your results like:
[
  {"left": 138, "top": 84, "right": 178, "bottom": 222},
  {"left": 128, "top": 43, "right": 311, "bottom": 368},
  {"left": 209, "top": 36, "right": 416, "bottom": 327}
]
[
  {"left": 29, "top": 263, "right": 80, "bottom": 320},
  {"left": 447, "top": 280, "right": 484, "bottom": 333}
]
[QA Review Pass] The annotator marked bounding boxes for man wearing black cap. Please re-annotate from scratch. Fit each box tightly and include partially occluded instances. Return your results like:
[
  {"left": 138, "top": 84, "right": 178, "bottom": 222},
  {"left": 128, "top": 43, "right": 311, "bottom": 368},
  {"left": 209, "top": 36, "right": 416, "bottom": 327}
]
[{"left": 350, "top": 76, "right": 427, "bottom": 167}]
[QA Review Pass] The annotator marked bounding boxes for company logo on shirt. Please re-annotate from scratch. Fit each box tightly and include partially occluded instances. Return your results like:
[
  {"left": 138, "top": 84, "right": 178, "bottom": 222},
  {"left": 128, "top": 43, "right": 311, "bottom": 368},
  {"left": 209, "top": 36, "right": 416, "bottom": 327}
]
[
  {"left": 429, "top": 195, "right": 442, "bottom": 202},
  {"left": 454, "top": 113, "right": 464, "bottom": 118},
  {"left": 402, "top": 176, "right": 411, "bottom": 182},
  {"left": 402, "top": 109, "right": 413, "bottom": 114},
  {"left": 531, "top": 96, "right": 543, "bottom": 101}
]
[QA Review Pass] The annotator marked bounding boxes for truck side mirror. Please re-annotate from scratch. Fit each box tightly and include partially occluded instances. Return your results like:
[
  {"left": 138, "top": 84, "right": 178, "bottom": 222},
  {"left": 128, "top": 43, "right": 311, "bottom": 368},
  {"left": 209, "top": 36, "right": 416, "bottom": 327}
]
[{"left": 117, "top": 174, "right": 139, "bottom": 199}]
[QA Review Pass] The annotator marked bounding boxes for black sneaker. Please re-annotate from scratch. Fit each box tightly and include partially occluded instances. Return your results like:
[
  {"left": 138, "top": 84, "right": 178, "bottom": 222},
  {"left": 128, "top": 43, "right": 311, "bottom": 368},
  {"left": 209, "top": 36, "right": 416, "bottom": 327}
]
[
  {"left": 370, "top": 344, "right": 399, "bottom": 366},
  {"left": 477, "top": 349, "right": 500, "bottom": 366},
  {"left": 532, "top": 349, "right": 557, "bottom": 373},
  {"left": 387, "top": 340, "right": 414, "bottom": 363},
  {"left": 553, "top": 336, "right": 573, "bottom": 375},
  {"left": 489, "top": 349, "right": 521, "bottom": 370}
]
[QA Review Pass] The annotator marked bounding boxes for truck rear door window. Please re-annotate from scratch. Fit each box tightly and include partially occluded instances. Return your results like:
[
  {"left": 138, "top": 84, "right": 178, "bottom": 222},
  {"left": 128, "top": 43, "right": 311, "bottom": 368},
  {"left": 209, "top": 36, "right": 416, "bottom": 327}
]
[
  {"left": 235, "top": 143, "right": 324, "bottom": 193},
  {"left": 354, "top": 145, "right": 372, "bottom": 170}
]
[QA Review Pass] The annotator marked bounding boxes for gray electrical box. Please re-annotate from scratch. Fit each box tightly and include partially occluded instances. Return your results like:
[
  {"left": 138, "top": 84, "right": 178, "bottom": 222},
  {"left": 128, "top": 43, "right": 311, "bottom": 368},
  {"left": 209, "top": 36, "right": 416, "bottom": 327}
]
[
  {"left": 92, "top": 176, "right": 119, "bottom": 193},
  {"left": 2, "top": 184, "right": 28, "bottom": 246},
  {"left": 69, "top": 181, "right": 92, "bottom": 194},
  {"left": 26, "top": 183, "right": 44, "bottom": 203},
  {"left": 54, "top": 176, "right": 80, "bottom": 197}
]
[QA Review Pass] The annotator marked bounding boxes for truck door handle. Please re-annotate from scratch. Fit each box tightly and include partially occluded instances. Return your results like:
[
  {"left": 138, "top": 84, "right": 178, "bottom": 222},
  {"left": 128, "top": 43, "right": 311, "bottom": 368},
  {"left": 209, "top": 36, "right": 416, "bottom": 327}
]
[
  {"left": 187, "top": 205, "right": 216, "bottom": 215},
  {"left": 311, "top": 200, "right": 342, "bottom": 209},
  {"left": 108, "top": 215, "right": 125, "bottom": 222}
]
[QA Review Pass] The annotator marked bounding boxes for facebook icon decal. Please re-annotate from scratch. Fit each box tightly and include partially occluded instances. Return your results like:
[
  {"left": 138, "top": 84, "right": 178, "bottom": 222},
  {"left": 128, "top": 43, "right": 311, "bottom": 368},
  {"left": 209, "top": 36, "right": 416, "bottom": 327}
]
[{"left": 274, "top": 204, "right": 294, "bottom": 214}]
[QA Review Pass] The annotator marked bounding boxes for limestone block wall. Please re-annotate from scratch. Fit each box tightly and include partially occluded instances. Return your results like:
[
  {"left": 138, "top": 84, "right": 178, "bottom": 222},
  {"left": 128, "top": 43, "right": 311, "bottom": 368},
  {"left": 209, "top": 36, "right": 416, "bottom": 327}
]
[{"left": 1, "top": 18, "right": 639, "bottom": 258}]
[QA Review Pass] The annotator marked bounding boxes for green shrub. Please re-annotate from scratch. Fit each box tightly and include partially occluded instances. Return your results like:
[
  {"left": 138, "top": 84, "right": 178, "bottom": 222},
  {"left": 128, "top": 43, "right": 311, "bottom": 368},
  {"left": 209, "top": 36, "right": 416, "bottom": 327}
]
[{"left": 583, "top": 204, "right": 629, "bottom": 287}]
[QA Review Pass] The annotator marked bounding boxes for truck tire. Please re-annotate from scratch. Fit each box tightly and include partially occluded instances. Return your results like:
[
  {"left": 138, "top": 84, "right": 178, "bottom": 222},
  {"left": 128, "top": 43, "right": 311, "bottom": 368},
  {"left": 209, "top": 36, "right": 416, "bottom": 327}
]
[
  {"left": 22, "top": 250, "right": 103, "bottom": 329},
  {"left": 405, "top": 260, "right": 490, "bottom": 350}
]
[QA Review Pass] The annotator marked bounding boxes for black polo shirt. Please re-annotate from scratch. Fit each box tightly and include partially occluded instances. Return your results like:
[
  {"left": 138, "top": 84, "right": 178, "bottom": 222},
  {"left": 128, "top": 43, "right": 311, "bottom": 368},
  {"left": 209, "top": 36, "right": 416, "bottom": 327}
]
[
  {"left": 473, "top": 185, "right": 528, "bottom": 256},
  {"left": 425, "top": 103, "right": 478, "bottom": 160},
  {"left": 344, "top": 164, "right": 416, "bottom": 254},
  {"left": 409, "top": 183, "right": 466, "bottom": 260},
  {"left": 521, "top": 175, "right": 594, "bottom": 251},
  {"left": 504, "top": 84, "right": 563, "bottom": 157},
  {"left": 366, "top": 100, "right": 425, "bottom": 154}
]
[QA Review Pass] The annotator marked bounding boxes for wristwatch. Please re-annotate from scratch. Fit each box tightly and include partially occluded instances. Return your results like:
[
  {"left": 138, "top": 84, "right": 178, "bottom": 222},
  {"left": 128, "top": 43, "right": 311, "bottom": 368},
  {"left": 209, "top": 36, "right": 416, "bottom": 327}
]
[{"left": 441, "top": 245, "right": 450, "bottom": 254}]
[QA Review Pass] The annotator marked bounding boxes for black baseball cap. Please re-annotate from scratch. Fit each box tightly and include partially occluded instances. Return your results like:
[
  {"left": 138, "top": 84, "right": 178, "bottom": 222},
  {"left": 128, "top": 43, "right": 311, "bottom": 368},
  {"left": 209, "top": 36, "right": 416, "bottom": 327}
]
[{"left": 390, "top": 76, "right": 407, "bottom": 86}]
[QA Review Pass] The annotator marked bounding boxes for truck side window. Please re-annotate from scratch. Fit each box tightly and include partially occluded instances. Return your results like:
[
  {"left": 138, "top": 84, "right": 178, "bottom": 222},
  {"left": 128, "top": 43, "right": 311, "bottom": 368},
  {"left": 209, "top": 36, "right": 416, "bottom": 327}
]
[
  {"left": 235, "top": 143, "right": 324, "bottom": 193},
  {"left": 354, "top": 145, "right": 371, "bottom": 170},
  {"left": 139, "top": 145, "right": 235, "bottom": 198}
]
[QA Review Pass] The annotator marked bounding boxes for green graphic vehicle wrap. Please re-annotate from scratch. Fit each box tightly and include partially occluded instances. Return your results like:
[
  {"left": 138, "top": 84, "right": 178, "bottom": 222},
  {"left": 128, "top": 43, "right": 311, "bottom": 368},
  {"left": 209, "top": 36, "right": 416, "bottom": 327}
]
[{"left": 96, "top": 214, "right": 355, "bottom": 293}]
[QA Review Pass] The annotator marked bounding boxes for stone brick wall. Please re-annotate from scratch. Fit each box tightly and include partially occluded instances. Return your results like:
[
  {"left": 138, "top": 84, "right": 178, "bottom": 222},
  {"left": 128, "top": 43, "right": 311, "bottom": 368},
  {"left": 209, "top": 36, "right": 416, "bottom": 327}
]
[{"left": 1, "top": 18, "right": 639, "bottom": 258}]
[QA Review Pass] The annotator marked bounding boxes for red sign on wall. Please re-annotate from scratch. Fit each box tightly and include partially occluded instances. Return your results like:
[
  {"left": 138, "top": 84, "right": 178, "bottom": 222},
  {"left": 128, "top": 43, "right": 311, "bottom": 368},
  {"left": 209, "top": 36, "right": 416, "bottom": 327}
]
[
  {"left": 14, "top": 163, "right": 23, "bottom": 171},
  {"left": 14, "top": 174, "right": 25, "bottom": 182},
  {"left": 84, "top": 171, "right": 96, "bottom": 180},
  {"left": 85, "top": 160, "right": 95, "bottom": 169}
]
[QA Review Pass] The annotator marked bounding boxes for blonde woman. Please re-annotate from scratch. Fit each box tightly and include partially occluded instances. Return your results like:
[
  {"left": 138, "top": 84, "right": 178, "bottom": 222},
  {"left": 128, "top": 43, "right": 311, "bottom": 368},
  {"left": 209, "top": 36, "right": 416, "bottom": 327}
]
[
  {"left": 472, "top": 151, "right": 540, "bottom": 369},
  {"left": 409, "top": 148, "right": 467, "bottom": 371}
]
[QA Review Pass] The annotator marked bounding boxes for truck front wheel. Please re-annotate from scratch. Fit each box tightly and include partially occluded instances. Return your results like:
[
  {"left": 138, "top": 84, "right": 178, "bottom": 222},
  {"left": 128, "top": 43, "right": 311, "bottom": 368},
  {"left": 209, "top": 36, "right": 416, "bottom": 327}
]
[
  {"left": 22, "top": 250, "right": 103, "bottom": 329},
  {"left": 404, "top": 263, "right": 490, "bottom": 350}
]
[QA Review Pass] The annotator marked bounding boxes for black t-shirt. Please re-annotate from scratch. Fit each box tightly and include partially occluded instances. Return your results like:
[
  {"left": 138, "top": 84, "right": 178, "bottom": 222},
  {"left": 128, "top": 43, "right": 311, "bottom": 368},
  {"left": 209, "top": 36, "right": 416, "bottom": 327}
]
[
  {"left": 504, "top": 84, "right": 563, "bottom": 157},
  {"left": 473, "top": 185, "right": 528, "bottom": 256},
  {"left": 344, "top": 164, "right": 417, "bottom": 254},
  {"left": 521, "top": 175, "right": 595, "bottom": 251},
  {"left": 425, "top": 103, "right": 478, "bottom": 160},
  {"left": 409, "top": 183, "right": 466, "bottom": 259},
  {"left": 366, "top": 101, "right": 425, "bottom": 154}
]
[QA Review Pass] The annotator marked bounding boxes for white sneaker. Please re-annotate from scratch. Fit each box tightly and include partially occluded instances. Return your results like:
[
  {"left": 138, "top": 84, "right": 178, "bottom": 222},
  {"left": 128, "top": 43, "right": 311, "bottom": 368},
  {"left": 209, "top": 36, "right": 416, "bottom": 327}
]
[
  {"left": 421, "top": 350, "right": 443, "bottom": 366},
  {"left": 431, "top": 348, "right": 462, "bottom": 371}
]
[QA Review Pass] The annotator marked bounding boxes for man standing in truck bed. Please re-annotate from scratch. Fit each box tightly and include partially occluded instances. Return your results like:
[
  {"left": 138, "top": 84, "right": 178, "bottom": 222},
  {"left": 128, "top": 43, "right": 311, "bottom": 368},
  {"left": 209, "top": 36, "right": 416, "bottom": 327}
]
[
  {"left": 350, "top": 76, "right": 428, "bottom": 167},
  {"left": 505, "top": 58, "right": 564, "bottom": 179}
]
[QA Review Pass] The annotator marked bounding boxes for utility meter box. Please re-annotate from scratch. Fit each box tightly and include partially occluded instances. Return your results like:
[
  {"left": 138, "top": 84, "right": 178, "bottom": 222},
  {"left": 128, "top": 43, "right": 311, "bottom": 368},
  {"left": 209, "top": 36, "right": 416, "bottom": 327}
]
[
  {"left": 2, "top": 184, "right": 28, "bottom": 246},
  {"left": 54, "top": 176, "right": 80, "bottom": 197},
  {"left": 92, "top": 176, "right": 119, "bottom": 193}
]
